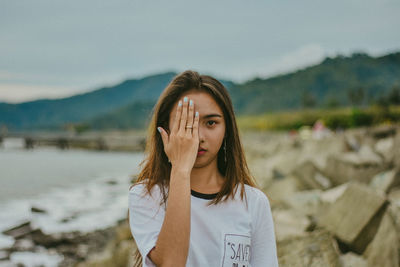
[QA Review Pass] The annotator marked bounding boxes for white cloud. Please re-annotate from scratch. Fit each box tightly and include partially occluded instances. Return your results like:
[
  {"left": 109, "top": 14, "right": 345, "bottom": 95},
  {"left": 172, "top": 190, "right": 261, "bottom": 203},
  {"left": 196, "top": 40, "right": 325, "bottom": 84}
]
[
  {"left": 0, "top": 84, "right": 76, "bottom": 103},
  {"left": 0, "top": 71, "right": 26, "bottom": 80},
  {"left": 260, "top": 44, "right": 326, "bottom": 79}
]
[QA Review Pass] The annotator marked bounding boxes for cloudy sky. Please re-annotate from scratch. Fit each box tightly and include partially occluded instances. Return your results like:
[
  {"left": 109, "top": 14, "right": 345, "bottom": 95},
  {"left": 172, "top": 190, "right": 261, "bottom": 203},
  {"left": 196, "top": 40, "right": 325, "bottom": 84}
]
[{"left": 1, "top": 0, "right": 399, "bottom": 103}]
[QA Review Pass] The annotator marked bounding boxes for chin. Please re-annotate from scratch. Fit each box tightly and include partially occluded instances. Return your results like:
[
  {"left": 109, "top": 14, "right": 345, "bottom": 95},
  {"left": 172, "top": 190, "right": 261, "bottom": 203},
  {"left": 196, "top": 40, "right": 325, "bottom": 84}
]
[
  {"left": 193, "top": 155, "right": 217, "bottom": 168},
  {"left": 193, "top": 161, "right": 208, "bottom": 168}
]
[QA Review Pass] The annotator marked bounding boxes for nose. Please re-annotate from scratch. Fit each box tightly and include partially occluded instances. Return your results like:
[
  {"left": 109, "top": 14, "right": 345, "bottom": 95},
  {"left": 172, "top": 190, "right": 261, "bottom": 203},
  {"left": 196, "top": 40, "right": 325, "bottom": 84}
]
[{"left": 198, "top": 124, "right": 205, "bottom": 143}]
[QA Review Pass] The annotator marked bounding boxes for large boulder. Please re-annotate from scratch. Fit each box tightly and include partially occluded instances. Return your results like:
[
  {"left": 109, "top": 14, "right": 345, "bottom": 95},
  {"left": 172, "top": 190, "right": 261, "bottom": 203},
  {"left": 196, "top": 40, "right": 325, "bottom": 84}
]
[
  {"left": 282, "top": 190, "right": 323, "bottom": 217},
  {"left": 363, "top": 210, "right": 399, "bottom": 267},
  {"left": 320, "top": 183, "right": 349, "bottom": 204},
  {"left": 374, "top": 137, "right": 395, "bottom": 164},
  {"left": 291, "top": 161, "right": 332, "bottom": 190},
  {"left": 272, "top": 209, "right": 310, "bottom": 242},
  {"left": 264, "top": 175, "right": 302, "bottom": 204},
  {"left": 388, "top": 189, "right": 400, "bottom": 265},
  {"left": 369, "top": 169, "right": 400, "bottom": 193},
  {"left": 277, "top": 230, "right": 341, "bottom": 267},
  {"left": 339, "top": 252, "right": 368, "bottom": 267},
  {"left": 317, "top": 182, "right": 387, "bottom": 253},
  {"left": 324, "top": 146, "right": 385, "bottom": 185}
]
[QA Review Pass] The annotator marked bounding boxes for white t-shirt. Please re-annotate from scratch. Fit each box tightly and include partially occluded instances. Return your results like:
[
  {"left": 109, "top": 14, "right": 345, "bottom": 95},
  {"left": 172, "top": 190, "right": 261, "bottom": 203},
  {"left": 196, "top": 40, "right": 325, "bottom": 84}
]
[{"left": 128, "top": 182, "right": 278, "bottom": 267}]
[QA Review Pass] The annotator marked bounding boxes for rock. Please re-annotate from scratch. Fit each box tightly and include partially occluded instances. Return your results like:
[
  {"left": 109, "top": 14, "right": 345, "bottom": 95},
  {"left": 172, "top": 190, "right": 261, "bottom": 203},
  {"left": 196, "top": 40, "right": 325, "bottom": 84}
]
[
  {"left": 264, "top": 175, "right": 302, "bottom": 203},
  {"left": 387, "top": 192, "right": 400, "bottom": 265},
  {"left": 76, "top": 244, "right": 90, "bottom": 259},
  {"left": 31, "top": 206, "right": 47, "bottom": 213},
  {"left": 292, "top": 161, "right": 332, "bottom": 190},
  {"left": 369, "top": 169, "right": 400, "bottom": 193},
  {"left": 374, "top": 137, "right": 394, "bottom": 164},
  {"left": 2, "top": 221, "right": 34, "bottom": 239},
  {"left": 395, "top": 129, "right": 400, "bottom": 168},
  {"left": 30, "top": 229, "right": 76, "bottom": 248},
  {"left": 388, "top": 187, "right": 400, "bottom": 207},
  {"left": 344, "top": 134, "right": 361, "bottom": 152},
  {"left": 0, "top": 250, "right": 10, "bottom": 260},
  {"left": 74, "top": 237, "right": 136, "bottom": 267},
  {"left": 339, "top": 252, "right": 368, "bottom": 267},
  {"left": 363, "top": 210, "right": 399, "bottom": 267},
  {"left": 318, "top": 182, "right": 387, "bottom": 253},
  {"left": 12, "top": 239, "right": 35, "bottom": 252},
  {"left": 324, "top": 146, "right": 385, "bottom": 185},
  {"left": 320, "top": 183, "right": 349, "bottom": 204},
  {"left": 113, "top": 240, "right": 135, "bottom": 267},
  {"left": 272, "top": 209, "right": 310, "bottom": 242},
  {"left": 282, "top": 190, "right": 323, "bottom": 217},
  {"left": 369, "top": 125, "right": 397, "bottom": 139},
  {"left": 114, "top": 220, "right": 131, "bottom": 244},
  {"left": 277, "top": 230, "right": 341, "bottom": 267}
]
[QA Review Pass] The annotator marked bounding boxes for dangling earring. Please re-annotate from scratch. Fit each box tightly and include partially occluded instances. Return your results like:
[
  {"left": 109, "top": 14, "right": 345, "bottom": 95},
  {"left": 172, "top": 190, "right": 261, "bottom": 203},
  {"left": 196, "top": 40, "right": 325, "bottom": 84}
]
[{"left": 224, "top": 138, "right": 227, "bottom": 163}]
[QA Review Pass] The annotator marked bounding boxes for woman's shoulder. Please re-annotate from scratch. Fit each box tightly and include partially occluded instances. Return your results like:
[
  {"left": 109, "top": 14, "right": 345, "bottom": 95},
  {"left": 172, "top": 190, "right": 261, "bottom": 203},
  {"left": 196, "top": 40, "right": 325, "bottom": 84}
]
[
  {"left": 129, "top": 180, "right": 146, "bottom": 192},
  {"left": 242, "top": 184, "right": 271, "bottom": 206},
  {"left": 129, "top": 180, "right": 163, "bottom": 201}
]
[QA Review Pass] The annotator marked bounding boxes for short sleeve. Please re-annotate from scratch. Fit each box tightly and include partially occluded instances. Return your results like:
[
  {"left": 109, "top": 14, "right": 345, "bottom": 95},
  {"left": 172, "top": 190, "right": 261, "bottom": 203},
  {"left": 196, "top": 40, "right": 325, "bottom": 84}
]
[
  {"left": 250, "top": 189, "right": 279, "bottom": 267},
  {"left": 128, "top": 183, "right": 166, "bottom": 267}
]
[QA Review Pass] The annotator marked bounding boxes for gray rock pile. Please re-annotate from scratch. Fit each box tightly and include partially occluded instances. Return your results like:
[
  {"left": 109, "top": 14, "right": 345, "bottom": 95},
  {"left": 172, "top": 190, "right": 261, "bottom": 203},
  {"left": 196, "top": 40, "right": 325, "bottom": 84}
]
[
  {"left": 1, "top": 218, "right": 135, "bottom": 267},
  {"left": 242, "top": 125, "right": 400, "bottom": 267}
]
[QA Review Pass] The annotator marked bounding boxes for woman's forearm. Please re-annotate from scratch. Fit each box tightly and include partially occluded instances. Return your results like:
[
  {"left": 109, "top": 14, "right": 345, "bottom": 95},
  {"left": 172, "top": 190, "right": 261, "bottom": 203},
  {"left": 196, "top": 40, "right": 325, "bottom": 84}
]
[{"left": 149, "top": 167, "right": 191, "bottom": 267}]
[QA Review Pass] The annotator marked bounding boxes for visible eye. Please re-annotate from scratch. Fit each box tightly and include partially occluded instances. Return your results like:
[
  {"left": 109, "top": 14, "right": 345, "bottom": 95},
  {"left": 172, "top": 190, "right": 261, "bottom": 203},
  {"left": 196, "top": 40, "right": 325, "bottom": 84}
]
[{"left": 207, "top": 120, "right": 217, "bottom": 127}]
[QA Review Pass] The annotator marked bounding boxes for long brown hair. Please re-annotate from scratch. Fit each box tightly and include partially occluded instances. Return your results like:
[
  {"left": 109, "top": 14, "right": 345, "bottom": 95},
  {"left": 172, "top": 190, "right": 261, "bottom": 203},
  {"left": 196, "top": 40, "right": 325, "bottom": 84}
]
[{"left": 130, "top": 70, "right": 258, "bottom": 266}]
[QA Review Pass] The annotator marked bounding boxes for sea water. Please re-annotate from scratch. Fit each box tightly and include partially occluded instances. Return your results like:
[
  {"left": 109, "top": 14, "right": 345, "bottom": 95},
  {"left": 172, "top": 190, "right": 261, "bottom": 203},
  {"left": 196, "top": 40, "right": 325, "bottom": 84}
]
[{"left": 0, "top": 137, "right": 144, "bottom": 266}]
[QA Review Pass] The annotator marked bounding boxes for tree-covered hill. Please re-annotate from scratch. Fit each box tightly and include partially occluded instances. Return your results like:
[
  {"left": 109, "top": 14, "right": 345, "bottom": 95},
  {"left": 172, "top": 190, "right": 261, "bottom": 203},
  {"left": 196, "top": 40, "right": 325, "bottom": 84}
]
[
  {"left": 1, "top": 51, "right": 399, "bottom": 131},
  {"left": 230, "top": 52, "right": 400, "bottom": 114},
  {"left": 0, "top": 72, "right": 177, "bottom": 130}
]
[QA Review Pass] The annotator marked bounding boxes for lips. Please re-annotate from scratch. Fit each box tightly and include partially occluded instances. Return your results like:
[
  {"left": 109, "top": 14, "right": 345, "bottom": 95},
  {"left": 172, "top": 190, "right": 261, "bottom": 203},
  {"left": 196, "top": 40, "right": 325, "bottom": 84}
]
[{"left": 197, "top": 148, "right": 206, "bottom": 156}]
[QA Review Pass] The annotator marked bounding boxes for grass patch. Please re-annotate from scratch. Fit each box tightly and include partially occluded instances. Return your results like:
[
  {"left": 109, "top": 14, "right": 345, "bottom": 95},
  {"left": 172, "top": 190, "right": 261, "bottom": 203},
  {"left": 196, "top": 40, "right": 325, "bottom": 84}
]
[{"left": 237, "top": 105, "right": 400, "bottom": 131}]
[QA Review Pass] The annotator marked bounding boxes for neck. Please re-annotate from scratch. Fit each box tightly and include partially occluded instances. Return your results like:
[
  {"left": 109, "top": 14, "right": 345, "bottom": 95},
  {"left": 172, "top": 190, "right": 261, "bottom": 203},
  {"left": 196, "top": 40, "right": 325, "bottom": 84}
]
[{"left": 190, "top": 159, "right": 224, "bottom": 194}]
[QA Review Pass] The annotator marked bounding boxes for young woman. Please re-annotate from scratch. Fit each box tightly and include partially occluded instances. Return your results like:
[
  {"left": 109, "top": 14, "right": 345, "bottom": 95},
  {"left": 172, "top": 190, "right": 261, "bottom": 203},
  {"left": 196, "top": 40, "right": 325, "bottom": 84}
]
[{"left": 128, "top": 70, "right": 278, "bottom": 267}]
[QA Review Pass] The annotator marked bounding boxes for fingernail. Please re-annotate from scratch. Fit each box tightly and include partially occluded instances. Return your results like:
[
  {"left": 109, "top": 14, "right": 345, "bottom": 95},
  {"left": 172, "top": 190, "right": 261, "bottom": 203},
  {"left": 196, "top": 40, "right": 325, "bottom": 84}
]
[
  {"left": 195, "top": 111, "right": 199, "bottom": 117},
  {"left": 157, "top": 127, "right": 162, "bottom": 133},
  {"left": 184, "top": 97, "right": 188, "bottom": 103},
  {"left": 178, "top": 101, "right": 182, "bottom": 107},
  {"left": 189, "top": 100, "right": 193, "bottom": 106}
]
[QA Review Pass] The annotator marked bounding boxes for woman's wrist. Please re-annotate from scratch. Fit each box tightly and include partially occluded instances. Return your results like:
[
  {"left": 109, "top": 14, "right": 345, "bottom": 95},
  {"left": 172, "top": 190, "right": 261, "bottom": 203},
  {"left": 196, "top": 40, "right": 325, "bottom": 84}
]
[{"left": 170, "top": 166, "right": 191, "bottom": 180}]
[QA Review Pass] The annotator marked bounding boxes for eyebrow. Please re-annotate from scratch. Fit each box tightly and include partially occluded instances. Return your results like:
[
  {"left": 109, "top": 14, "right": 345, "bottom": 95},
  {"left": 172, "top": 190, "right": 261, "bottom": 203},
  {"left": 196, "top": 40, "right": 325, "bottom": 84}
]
[{"left": 201, "top": 114, "right": 222, "bottom": 119}]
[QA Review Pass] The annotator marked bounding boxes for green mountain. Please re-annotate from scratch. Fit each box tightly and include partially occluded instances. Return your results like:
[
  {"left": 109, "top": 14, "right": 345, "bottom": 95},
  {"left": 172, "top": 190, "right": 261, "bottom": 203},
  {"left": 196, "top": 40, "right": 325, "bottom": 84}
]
[
  {"left": 1, "top": 51, "right": 399, "bottom": 131},
  {"left": 0, "top": 72, "right": 177, "bottom": 130},
  {"left": 84, "top": 100, "right": 156, "bottom": 130},
  {"left": 230, "top": 52, "right": 400, "bottom": 114}
]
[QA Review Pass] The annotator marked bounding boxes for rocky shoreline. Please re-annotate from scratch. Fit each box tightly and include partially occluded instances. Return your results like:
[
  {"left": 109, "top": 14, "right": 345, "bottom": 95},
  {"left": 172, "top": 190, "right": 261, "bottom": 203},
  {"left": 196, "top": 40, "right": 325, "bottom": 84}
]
[
  {"left": 1, "top": 125, "right": 399, "bottom": 266},
  {"left": 1, "top": 217, "right": 136, "bottom": 266},
  {"left": 243, "top": 124, "right": 400, "bottom": 267}
]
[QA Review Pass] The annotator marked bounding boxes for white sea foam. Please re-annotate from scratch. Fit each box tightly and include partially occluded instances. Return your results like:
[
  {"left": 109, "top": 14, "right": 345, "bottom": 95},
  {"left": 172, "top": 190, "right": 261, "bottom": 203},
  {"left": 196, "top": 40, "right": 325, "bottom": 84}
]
[
  {"left": 9, "top": 247, "right": 64, "bottom": 267},
  {"left": 0, "top": 172, "right": 133, "bottom": 265},
  {"left": 1, "top": 173, "right": 131, "bottom": 233}
]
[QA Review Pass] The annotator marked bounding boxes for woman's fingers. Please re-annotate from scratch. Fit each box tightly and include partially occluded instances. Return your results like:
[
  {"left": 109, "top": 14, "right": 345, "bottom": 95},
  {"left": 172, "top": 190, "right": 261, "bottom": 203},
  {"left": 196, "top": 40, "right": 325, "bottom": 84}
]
[
  {"left": 157, "top": 127, "right": 169, "bottom": 148},
  {"left": 179, "top": 97, "right": 189, "bottom": 134},
  {"left": 192, "top": 111, "right": 199, "bottom": 139},
  {"left": 171, "top": 100, "right": 182, "bottom": 133},
  {"left": 185, "top": 99, "right": 194, "bottom": 135}
]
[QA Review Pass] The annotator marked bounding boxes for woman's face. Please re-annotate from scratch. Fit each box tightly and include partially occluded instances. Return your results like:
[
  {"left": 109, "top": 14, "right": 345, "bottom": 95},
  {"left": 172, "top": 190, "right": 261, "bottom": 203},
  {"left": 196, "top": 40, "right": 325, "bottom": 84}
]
[{"left": 168, "top": 90, "right": 226, "bottom": 169}]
